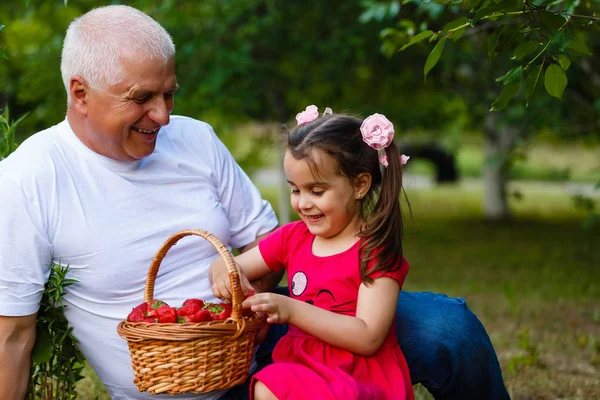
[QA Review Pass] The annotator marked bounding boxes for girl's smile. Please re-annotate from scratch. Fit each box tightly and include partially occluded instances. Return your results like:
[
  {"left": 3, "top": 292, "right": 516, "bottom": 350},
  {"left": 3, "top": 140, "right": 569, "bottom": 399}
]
[{"left": 284, "top": 148, "right": 362, "bottom": 246}]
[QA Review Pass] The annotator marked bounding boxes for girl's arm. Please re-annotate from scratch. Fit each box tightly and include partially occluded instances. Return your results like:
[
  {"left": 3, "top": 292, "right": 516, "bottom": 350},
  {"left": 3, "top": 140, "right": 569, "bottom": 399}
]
[{"left": 242, "top": 276, "right": 400, "bottom": 356}]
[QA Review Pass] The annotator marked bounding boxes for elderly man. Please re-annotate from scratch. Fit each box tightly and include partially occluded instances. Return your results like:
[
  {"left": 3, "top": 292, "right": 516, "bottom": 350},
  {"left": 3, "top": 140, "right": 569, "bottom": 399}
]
[{"left": 0, "top": 5, "right": 509, "bottom": 400}]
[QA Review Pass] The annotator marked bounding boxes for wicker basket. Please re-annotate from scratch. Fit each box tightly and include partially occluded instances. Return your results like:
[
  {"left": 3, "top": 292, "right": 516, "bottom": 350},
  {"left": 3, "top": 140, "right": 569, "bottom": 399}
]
[{"left": 117, "top": 229, "right": 264, "bottom": 395}]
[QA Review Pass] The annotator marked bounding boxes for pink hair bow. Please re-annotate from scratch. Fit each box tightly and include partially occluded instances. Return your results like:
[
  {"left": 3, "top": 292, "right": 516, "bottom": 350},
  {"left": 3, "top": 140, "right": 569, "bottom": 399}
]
[
  {"left": 360, "top": 113, "right": 410, "bottom": 168},
  {"left": 295, "top": 105, "right": 333, "bottom": 125}
]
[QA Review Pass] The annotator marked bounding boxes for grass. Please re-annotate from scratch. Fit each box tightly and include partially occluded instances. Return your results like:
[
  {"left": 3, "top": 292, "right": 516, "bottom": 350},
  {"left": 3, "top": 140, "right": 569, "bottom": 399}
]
[{"left": 79, "top": 181, "right": 599, "bottom": 399}]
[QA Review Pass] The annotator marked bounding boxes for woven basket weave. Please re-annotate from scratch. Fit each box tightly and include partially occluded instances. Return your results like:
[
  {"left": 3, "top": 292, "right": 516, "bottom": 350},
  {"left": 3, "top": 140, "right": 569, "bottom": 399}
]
[{"left": 117, "top": 229, "right": 264, "bottom": 395}]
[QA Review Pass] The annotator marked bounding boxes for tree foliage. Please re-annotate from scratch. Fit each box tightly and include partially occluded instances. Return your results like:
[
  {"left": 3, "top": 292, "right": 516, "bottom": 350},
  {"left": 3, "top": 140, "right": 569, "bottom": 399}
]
[{"left": 378, "top": 0, "right": 600, "bottom": 117}]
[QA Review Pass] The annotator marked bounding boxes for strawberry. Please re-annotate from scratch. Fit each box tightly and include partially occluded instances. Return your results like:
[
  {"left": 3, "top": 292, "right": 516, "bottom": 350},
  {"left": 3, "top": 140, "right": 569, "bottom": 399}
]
[
  {"left": 177, "top": 315, "right": 194, "bottom": 323},
  {"left": 177, "top": 298, "right": 205, "bottom": 317},
  {"left": 127, "top": 302, "right": 149, "bottom": 322},
  {"left": 192, "top": 308, "right": 212, "bottom": 322},
  {"left": 146, "top": 300, "right": 177, "bottom": 323},
  {"left": 206, "top": 303, "right": 232, "bottom": 321}
]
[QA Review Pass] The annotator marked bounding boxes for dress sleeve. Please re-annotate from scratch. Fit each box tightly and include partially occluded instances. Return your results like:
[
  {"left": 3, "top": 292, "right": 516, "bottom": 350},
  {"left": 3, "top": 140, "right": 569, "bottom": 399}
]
[
  {"left": 0, "top": 173, "right": 52, "bottom": 316},
  {"left": 205, "top": 124, "right": 278, "bottom": 249},
  {"left": 368, "top": 257, "right": 410, "bottom": 290},
  {"left": 257, "top": 224, "right": 291, "bottom": 272}
]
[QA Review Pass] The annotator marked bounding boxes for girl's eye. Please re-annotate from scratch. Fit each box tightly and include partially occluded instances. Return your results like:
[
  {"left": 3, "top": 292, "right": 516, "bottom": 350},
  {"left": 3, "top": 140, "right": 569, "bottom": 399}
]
[
  {"left": 290, "top": 188, "right": 300, "bottom": 194},
  {"left": 312, "top": 190, "right": 324, "bottom": 196}
]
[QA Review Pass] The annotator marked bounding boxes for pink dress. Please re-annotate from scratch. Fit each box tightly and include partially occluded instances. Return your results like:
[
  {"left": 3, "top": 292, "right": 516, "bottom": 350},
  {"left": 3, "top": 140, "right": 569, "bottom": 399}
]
[{"left": 253, "top": 221, "right": 414, "bottom": 400}]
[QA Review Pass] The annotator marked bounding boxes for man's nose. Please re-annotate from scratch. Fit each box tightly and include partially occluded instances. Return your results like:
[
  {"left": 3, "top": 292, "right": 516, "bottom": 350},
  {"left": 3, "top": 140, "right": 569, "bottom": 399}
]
[{"left": 148, "top": 96, "right": 171, "bottom": 126}]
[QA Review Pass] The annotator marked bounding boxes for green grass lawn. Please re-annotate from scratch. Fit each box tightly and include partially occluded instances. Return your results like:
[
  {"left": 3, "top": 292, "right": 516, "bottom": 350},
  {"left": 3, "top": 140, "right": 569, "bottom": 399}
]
[{"left": 77, "top": 180, "right": 599, "bottom": 399}]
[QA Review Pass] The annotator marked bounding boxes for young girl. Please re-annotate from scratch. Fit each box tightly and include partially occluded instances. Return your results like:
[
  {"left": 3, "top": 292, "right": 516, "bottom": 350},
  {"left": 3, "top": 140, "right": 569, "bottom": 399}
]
[{"left": 210, "top": 105, "right": 413, "bottom": 400}]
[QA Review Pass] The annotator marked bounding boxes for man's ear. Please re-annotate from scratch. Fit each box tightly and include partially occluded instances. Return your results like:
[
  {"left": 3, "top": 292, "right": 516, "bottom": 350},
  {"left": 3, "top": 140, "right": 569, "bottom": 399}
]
[
  {"left": 69, "top": 76, "right": 89, "bottom": 116},
  {"left": 354, "top": 172, "right": 372, "bottom": 199}
]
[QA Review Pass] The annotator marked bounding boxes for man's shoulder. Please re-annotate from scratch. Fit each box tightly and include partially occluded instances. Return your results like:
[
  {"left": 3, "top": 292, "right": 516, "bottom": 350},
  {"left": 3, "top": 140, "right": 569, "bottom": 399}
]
[
  {"left": 0, "top": 121, "right": 66, "bottom": 179},
  {"left": 164, "top": 115, "right": 214, "bottom": 138}
]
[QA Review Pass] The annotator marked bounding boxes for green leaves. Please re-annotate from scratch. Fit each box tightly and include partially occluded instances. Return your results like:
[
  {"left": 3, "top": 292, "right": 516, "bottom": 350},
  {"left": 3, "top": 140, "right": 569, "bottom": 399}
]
[
  {"left": 524, "top": 64, "right": 543, "bottom": 106},
  {"left": 567, "top": 40, "right": 593, "bottom": 56},
  {"left": 1, "top": 107, "right": 28, "bottom": 159},
  {"left": 487, "top": 27, "right": 502, "bottom": 59},
  {"left": 496, "top": 66, "right": 523, "bottom": 85},
  {"left": 28, "top": 262, "right": 84, "bottom": 400},
  {"left": 544, "top": 64, "right": 568, "bottom": 99},
  {"left": 553, "top": 54, "right": 571, "bottom": 71},
  {"left": 512, "top": 41, "right": 540, "bottom": 60},
  {"left": 442, "top": 16, "right": 469, "bottom": 41},
  {"left": 424, "top": 37, "right": 446, "bottom": 81},
  {"left": 399, "top": 30, "right": 434, "bottom": 51},
  {"left": 490, "top": 82, "right": 520, "bottom": 111}
]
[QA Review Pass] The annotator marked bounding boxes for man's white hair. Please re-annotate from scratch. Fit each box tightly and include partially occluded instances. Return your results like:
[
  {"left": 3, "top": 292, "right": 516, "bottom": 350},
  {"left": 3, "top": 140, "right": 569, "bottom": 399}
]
[{"left": 61, "top": 5, "right": 175, "bottom": 103}]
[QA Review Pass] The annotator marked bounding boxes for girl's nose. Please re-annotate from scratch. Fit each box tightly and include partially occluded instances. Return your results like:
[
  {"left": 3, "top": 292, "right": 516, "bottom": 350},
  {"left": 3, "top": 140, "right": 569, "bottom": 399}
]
[{"left": 298, "top": 194, "right": 313, "bottom": 210}]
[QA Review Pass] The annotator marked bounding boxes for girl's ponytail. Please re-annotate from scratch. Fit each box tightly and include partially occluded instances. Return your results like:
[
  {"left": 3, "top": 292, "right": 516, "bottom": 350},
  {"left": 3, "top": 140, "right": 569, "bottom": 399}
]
[{"left": 358, "top": 116, "right": 407, "bottom": 284}]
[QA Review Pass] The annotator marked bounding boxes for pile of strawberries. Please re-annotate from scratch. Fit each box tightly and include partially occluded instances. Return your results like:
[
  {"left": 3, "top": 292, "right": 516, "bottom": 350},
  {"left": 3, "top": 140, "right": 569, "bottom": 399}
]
[{"left": 127, "top": 298, "right": 233, "bottom": 323}]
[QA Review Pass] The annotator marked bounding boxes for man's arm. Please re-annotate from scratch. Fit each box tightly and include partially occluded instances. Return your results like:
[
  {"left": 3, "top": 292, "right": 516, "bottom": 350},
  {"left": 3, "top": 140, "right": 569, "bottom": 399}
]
[
  {"left": 0, "top": 313, "right": 37, "bottom": 400},
  {"left": 235, "top": 228, "right": 284, "bottom": 293}
]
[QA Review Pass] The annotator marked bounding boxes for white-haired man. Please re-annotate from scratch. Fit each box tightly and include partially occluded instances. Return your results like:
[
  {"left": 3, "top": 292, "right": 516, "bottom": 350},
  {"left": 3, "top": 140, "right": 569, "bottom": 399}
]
[{"left": 0, "top": 5, "right": 509, "bottom": 400}]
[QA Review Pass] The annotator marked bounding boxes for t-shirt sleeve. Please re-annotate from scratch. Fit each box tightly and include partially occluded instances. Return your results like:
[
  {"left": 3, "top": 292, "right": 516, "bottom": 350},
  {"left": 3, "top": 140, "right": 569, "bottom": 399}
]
[
  {"left": 257, "top": 224, "right": 290, "bottom": 272},
  {"left": 369, "top": 257, "right": 410, "bottom": 290},
  {"left": 206, "top": 124, "right": 278, "bottom": 249},
  {"left": 0, "top": 173, "right": 52, "bottom": 316}
]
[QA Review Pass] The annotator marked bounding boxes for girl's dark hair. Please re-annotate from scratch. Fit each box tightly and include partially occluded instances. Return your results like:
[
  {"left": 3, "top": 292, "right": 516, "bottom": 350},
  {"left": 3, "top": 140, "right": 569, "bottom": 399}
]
[{"left": 287, "top": 113, "right": 405, "bottom": 283}]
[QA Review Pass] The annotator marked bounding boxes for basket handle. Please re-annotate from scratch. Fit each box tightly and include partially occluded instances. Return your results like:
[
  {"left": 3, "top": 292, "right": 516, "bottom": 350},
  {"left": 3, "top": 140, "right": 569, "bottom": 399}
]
[{"left": 144, "top": 229, "right": 244, "bottom": 322}]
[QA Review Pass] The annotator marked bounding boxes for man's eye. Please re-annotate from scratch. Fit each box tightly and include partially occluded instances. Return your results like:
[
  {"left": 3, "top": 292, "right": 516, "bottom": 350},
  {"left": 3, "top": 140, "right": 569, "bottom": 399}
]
[
  {"left": 164, "top": 92, "right": 175, "bottom": 100},
  {"left": 134, "top": 96, "right": 152, "bottom": 104}
]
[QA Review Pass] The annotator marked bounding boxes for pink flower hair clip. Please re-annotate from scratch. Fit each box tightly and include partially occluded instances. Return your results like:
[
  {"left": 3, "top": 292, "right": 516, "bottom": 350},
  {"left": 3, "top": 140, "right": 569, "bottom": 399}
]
[
  {"left": 295, "top": 105, "right": 333, "bottom": 126},
  {"left": 360, "top": 113, "right": 395, "bottom": 167},
  {"left": 360, "top": 113, "right": 410, "bottom": 168}
]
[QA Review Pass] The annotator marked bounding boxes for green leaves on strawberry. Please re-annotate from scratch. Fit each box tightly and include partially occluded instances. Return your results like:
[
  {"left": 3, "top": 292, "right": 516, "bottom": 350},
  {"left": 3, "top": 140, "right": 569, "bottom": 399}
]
[
  {"left": 177, "top": 315, "right": 194, "bottom": 323},
  {"left": 206, "top": 303, "right": 232, "bottom": 321},
  {"left": 146, "top": 300, "right": 177, "bottom": 323}
]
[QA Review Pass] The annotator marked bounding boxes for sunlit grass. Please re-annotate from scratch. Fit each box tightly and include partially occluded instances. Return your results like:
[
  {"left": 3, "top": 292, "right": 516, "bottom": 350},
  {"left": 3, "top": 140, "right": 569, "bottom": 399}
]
[{"left": 456, "top": 141, "right": 600, "bottom": 183}]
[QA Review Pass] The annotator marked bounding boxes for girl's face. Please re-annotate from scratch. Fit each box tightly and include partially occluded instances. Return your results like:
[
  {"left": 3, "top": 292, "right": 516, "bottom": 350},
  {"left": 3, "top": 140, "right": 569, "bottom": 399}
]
[{"left": 284, "top": 149, "right": 362, "bottom": 242}]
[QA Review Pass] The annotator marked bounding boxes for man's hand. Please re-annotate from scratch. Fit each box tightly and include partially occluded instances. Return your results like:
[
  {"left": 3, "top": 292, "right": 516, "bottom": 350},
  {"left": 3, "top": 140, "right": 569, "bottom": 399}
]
[
  {"left": 209, "top": 258, "right": 254, "bottom": 301},
  {"left": 0, "top": 313, "right": 37, "bottom": 400}
]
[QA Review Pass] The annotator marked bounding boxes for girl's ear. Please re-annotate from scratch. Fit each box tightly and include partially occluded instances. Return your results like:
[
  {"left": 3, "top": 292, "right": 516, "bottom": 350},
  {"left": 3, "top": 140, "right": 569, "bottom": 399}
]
[{"left": 353, "top": 172, "right": 372, "bottom": 199}]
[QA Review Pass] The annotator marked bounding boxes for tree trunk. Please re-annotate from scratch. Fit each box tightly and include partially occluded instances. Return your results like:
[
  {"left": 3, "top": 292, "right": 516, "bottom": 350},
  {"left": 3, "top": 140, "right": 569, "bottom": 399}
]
[{"left": 482, "top": 113, "right": 520, "bottom": 220}]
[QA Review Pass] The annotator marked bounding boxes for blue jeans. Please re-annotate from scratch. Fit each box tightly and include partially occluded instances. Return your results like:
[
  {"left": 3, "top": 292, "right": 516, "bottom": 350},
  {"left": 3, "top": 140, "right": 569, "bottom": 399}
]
[{"left": 224, "top": 290, "right": 510, "bottom": 400}]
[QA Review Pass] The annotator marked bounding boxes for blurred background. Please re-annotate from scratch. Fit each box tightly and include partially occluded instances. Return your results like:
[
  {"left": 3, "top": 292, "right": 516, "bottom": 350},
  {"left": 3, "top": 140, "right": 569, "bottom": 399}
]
[{"left": 1, "top": 1, "right": 599, "bottom": 399}]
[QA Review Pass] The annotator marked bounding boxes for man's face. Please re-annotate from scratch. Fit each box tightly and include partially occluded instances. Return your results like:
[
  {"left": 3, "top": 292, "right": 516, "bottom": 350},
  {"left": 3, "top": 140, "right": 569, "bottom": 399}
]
[{"left": 81, "top": 56, "right": 178, "bottom": 161}]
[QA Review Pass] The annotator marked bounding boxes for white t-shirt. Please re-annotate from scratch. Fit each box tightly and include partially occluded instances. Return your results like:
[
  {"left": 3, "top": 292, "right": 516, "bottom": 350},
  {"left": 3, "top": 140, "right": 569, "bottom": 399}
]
[{"left": 0, "top": 116, "right": 278, "bottom": 399}]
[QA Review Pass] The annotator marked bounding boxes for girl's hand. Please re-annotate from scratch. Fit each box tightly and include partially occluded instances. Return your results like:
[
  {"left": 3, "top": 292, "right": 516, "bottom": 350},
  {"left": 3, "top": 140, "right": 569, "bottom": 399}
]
[
  {"left": 209, "top": 259, "right": 254, "bottom": 301},
  {"left": 242, "top": 293, "right": 293, "bottom": 324}
]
